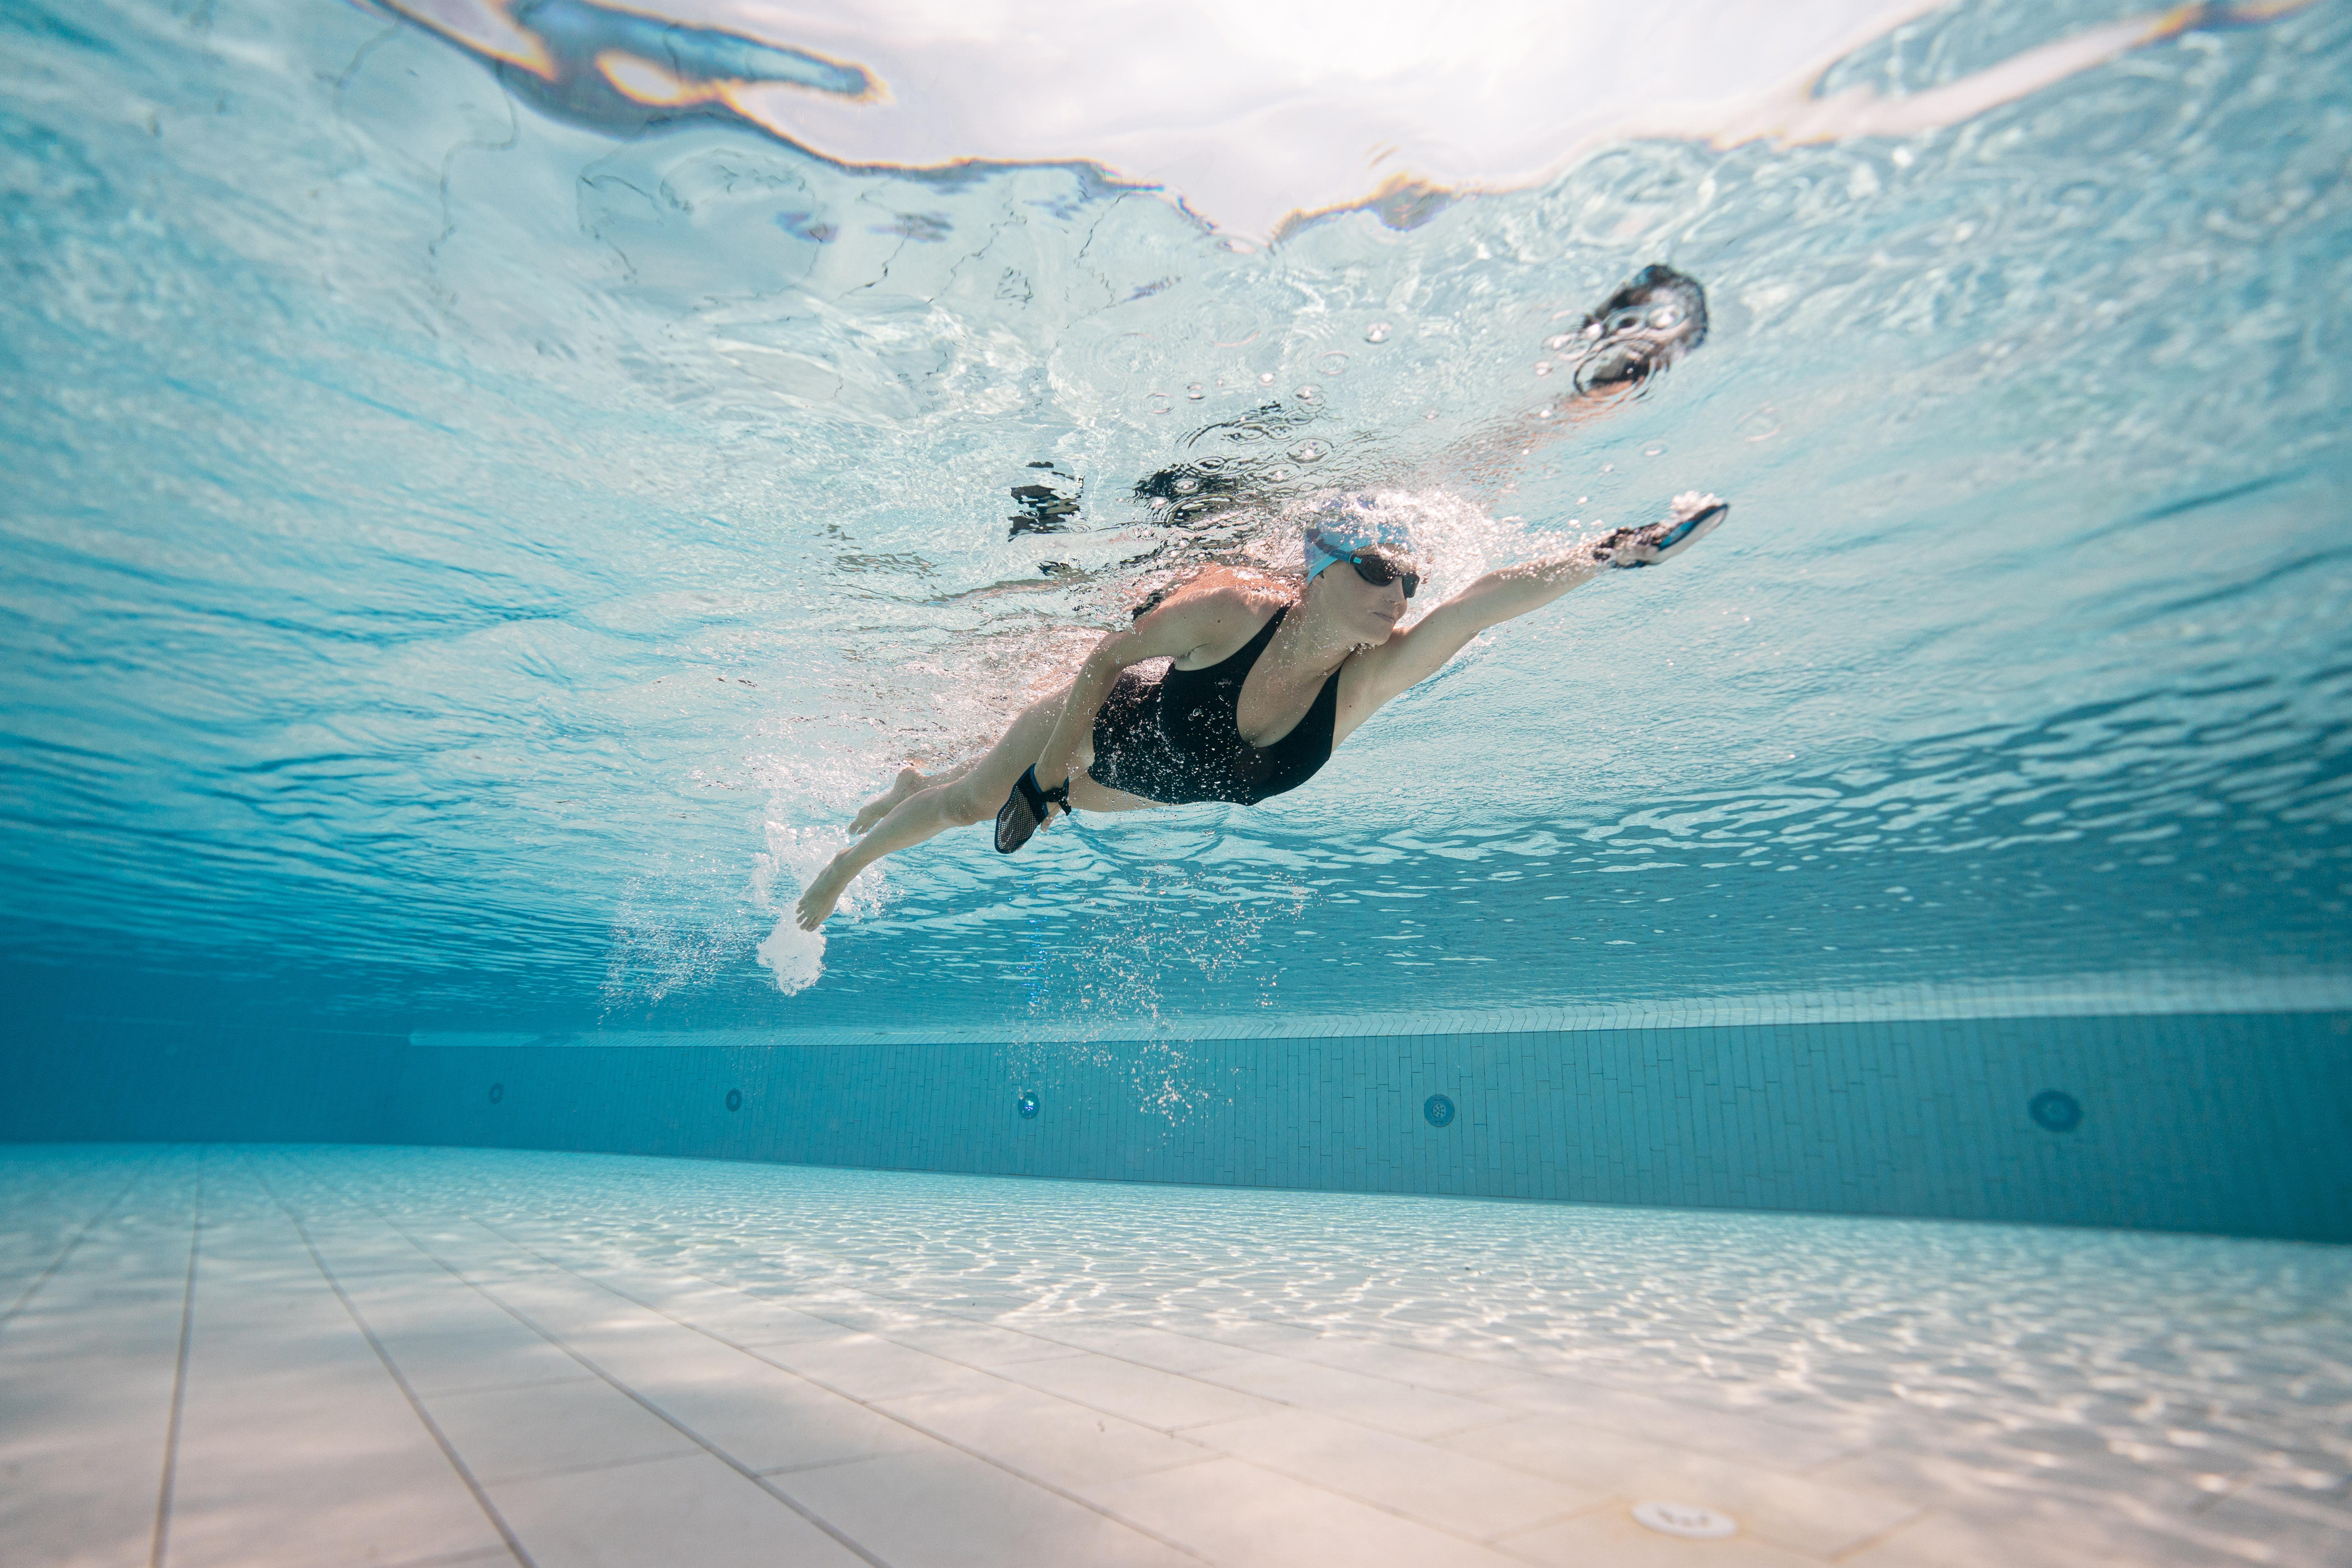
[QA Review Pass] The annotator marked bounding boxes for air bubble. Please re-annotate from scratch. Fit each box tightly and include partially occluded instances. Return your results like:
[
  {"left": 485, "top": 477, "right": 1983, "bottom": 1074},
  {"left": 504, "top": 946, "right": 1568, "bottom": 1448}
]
[
  {"left": 1294, "top": 385, "right": 1318, "bottom": 402},
  {"left": 1174, "top": 476, "right": 1200, "bottom": 494},
  {"left": 1149, "top": 392, "right": 1172, "bottom": 414},
  {"left": 1258, "top": 372, "right": 1275, "bottom": 384},
  {"left": 1289, "top": 440, "right": 1328, "bottom": 463},
  {"left": 1186, "top": 383, "right": 1205, "bottom": 400},
  {"left": 1545, "top": 334, "right": 1574, "bottom": 351},
  {"left": 1534, "top": 361, "right": 1554, "bottom": 377},
  {"left": 1643, "top": 442, "right": 1666, "bottom": 456},
  {"left": 1364, "top": 322, "right": 1392, "bottom": 344},
  {"left": 1316, "top": 351, "right": 1350, "bottom": 376}
]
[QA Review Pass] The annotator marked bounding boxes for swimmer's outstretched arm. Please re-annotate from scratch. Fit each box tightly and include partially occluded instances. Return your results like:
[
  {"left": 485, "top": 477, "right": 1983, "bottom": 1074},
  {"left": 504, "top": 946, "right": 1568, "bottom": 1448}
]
[{"left": 1343, "top": 492, "right": 1724, "bottom": 726}]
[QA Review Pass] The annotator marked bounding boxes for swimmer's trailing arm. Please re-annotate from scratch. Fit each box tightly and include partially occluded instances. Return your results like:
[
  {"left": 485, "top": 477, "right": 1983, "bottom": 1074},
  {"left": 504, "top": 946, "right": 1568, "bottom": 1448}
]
[
  {"left": 994, "top": 765, "right": 1067, "bottom": 855},
  {"left": 997, "top": 584, "right": 1267, "bottom": 856}
]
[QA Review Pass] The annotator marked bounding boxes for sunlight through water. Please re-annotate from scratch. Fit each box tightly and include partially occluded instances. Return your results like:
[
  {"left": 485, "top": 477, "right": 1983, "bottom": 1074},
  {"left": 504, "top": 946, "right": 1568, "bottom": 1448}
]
[{"left": 2, "top": 0, "right": 2347, "bottom": 1038}]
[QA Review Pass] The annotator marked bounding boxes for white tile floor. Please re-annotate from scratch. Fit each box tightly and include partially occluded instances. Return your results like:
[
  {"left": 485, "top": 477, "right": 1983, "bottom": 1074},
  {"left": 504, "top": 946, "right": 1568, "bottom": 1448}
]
[{"left": 3, "top": 1146, "right": 2345, "bottom": 1568}]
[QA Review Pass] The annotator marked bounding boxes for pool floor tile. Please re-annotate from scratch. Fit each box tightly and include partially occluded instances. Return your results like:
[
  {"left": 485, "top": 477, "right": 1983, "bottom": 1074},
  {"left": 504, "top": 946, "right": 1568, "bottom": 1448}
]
[
  {"left": 1181, "top": 1405, "right": 1604, "bottom": 1538},
  {"left": 769, "top": 1445, "right": 1201, "bottom": 1568},
  {"left": 0, "top": 1147, "right": 2322, "bottom": 1568},
  {"left": 486, "top": 1451, "right": 871, "bottom": 1568},
  {"left": 1076, "top": 1454, "right": 1537, "bottom": 1568}
]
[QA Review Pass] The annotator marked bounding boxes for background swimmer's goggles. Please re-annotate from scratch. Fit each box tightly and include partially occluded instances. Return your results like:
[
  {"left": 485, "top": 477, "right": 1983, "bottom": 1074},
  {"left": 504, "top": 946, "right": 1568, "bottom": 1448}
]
[{"left": 1341, "top": 551, "right": 1419, "bottom": 599}]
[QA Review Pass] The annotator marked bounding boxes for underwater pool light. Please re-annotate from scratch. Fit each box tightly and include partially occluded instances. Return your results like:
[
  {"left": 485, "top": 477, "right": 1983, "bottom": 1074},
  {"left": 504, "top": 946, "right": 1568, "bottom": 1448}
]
[
  {"left": 2030, "top": 1090, "right": 2084, "bottom": 1133},
  {"left": 1017, "top": 1092, "right": 1040, "bottom": 1120}
]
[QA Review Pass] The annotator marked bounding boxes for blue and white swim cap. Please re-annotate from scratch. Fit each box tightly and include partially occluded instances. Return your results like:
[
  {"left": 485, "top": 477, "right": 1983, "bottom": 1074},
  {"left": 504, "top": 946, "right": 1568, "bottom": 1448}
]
[{"left": 1303, "top": 495, "right": 1417, "bottom": 582}]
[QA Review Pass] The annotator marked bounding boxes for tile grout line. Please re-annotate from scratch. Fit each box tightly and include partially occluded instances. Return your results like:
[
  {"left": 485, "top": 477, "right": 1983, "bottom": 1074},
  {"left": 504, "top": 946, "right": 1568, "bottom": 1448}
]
[
  {"left": 448, "top": 1211, "right": 1222, "bottom": 1564},
  {"left": 461, "top": 1179, "right": 1950, "bottom": 1551},
  {"left": 468, "top": 1211, "right": 1645, "bottom": 1558},
  {"left": 487, "top": 1197, "right": 1858, "bottom": 1470},
  {"left": 243, "top": 1150, "right": 537, "bottom": 1568},
  {"left": 487, "top": 1213, "right": 1681, "bottom": 1475},
  {"left": 148, "top": 1147, "right": 205, "bottom": 1568},
  {"left": 293, "top": 1160, "right": 905, "bottom": 1568},
  {"left": 1, "top": 1157, "right": 154, "bottom": 1330},
  {"left": 1825, "top": 1503, "right": 1934, "bottom": 1564}
]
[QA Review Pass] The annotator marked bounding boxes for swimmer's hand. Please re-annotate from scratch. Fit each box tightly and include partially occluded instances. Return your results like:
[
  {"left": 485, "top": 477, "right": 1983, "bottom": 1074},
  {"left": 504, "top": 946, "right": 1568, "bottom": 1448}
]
[{"left": 1594, "top": 492, "right": 1728, "bottom": 569}]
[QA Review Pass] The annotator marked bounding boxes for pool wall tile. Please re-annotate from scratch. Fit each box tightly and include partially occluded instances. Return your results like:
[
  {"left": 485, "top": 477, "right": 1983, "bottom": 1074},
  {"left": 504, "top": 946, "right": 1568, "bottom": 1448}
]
[{"left": 378, "top": 1011, "right": 2352, "bottom": 1242}]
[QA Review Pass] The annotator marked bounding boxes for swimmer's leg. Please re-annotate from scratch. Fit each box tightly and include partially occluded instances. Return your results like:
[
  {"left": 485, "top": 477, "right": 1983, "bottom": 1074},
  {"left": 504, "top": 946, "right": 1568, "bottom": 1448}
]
[
  {"left": 849, "top": 762, "right": 974, "bottom": 836},
  {"left": 794, "top": 694, "right": 1065, "bottom": 930}
]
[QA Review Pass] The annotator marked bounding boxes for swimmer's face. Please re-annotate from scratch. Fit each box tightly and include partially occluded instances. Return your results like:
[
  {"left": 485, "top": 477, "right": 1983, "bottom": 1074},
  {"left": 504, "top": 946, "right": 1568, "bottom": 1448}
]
[{"left": 1315, "top": 550, "right": 1415, "bottom": 642}]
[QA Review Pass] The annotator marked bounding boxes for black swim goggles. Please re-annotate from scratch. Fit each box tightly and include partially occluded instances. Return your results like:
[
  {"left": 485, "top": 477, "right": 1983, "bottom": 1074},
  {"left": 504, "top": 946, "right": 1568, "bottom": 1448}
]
[{"left": 1340, "top": 550, "right": 1419, "bottom": 599}]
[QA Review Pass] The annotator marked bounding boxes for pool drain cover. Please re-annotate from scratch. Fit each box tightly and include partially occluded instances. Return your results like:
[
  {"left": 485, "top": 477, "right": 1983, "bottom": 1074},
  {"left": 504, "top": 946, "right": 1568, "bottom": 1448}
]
[
  {"left": 1423, "top": 1094, "right": 1455, "bottom": 1127},
  {"left": 1633, "top": 1501, "right": 1736, "bottom": 1538}
]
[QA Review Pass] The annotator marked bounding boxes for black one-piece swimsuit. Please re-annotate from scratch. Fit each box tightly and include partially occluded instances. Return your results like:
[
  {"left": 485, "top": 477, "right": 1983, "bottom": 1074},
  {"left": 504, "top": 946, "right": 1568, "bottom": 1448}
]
[{"left": 1087, "top": 605, "right": 1340, "bottom": 806}]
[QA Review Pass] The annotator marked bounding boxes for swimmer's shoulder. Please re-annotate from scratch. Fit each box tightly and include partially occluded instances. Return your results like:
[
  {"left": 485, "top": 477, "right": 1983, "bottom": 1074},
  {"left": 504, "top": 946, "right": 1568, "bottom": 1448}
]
[{"left": 1141, "top": 568, "right": 1294, "bottom": 664}]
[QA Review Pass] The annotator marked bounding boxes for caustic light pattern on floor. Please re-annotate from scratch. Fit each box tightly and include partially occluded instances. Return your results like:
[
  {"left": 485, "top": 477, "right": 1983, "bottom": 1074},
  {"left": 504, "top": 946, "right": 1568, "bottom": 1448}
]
[{"left": 2, "top": 1147, "right": 2346, "bottom": 1567}]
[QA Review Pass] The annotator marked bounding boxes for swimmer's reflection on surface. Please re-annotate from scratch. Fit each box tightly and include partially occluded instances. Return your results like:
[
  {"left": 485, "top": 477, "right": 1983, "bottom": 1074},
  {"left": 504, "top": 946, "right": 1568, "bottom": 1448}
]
[{"left": 792, "top": 268, "right": 1726, "bottom": 930}]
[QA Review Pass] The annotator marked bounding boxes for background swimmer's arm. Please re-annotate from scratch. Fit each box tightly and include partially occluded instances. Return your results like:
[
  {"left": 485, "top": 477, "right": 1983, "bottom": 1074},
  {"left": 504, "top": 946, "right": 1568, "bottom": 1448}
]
[{"left": 1034, "top": 587, "right": 1263, "bottom": 791}]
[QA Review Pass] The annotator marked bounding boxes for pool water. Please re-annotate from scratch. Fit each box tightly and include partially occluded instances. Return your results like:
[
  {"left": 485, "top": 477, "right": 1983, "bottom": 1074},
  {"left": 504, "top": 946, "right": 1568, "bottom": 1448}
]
[
  {"left": 5, "top": 4, "right": 2351, "bottom": 1563},
  {"left": 3, "top": 0, "right": 2347, "bottom": 1039}
]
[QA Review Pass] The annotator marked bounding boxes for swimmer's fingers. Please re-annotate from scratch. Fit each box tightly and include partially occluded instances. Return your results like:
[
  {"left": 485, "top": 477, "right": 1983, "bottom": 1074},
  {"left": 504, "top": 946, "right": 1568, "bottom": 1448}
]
[{"left": 1590, "top": 526, "right": 1655, "bottom": 567}]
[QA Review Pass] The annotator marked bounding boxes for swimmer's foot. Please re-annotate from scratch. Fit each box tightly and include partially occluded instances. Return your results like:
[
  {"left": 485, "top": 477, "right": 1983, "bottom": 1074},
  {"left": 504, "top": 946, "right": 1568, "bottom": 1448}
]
[
  {"left": 1558, "top": 264, "right": 1709, "bottom": 394},
  {"left": 793, "top": 855, "right": 857, "bottom": 930},
  {"left": 850, "top": 766, "right": 926, "bottom": 836},
  {"left": 1596, "top": 492, "right": 1729, "bottom": 569}
]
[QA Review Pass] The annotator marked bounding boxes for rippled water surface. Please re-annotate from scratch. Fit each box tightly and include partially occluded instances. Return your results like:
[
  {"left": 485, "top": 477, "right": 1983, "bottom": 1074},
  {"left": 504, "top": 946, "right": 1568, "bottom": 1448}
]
[{"left": 4, "top": 0, "right": 2348, "bottom": 1033}]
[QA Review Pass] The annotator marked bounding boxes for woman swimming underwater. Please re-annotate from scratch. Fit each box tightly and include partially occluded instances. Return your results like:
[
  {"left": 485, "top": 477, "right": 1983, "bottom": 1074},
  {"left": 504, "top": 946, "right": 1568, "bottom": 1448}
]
[
  {"left": 792, "top": 264, "right": 1727, "bottom": 930},
  {"left": 792, "top": 489, "right": 1730, "bottom": 930}
]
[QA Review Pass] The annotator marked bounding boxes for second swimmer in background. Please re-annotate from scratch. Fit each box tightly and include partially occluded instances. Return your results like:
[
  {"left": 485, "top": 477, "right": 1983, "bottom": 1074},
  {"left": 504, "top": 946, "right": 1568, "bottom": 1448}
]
[{"left": 791, "top": 489, "right": 1731, "bottom": 930}]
